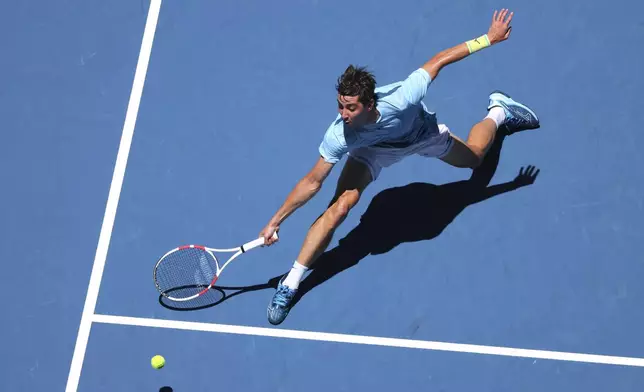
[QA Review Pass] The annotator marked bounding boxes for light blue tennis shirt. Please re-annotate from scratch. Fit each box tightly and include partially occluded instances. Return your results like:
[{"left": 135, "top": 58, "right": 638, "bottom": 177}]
[{"left": 319, "top": 67, "right": 437, "bottom": 164}]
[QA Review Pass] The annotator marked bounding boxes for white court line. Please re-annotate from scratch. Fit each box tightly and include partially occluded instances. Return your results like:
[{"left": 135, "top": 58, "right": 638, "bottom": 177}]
[
  {"left": 94, "top": 314, "right": 644, "bottom": 368},
  {"left": 65, "top": 1, "right": 162, "bottom": 391}
]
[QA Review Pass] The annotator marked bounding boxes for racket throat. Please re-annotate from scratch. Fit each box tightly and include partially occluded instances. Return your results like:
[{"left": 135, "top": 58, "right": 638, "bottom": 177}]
[{"left": 201, "top": 276, "right": 220, "bottom": 295}]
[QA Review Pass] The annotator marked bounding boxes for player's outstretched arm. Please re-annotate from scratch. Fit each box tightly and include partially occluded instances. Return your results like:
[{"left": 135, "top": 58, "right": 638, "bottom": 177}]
[
  {"left": 422, "top": 9, "right": 513, "bottom": 80},
  {"left": 260, "top": 157, "right": 334, "bottom": 245}
]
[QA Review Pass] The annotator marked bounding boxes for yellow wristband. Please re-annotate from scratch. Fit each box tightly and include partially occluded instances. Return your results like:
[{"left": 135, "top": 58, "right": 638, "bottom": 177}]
[{"left": 466, "top": 34, "right": 490, "bottom": 54}]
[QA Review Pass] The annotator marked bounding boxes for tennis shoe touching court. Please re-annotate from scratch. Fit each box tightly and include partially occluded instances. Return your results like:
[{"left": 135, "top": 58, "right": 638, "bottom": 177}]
[{"left": 5, "top": 0, "right": 644, "bottom": 390}]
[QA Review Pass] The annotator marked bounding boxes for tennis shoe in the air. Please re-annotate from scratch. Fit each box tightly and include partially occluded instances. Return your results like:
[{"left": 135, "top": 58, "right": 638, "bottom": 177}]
[
  {"left": 267, "top": 277, "right": 296, "bottom": 325},
  {"left": 488, "top": 90, "right": 540, "bottom": 135}
]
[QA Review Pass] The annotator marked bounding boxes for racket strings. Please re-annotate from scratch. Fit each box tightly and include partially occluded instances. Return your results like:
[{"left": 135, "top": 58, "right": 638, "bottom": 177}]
[{"left": 155, "top": 248, "right": 219, "bottom": 299}]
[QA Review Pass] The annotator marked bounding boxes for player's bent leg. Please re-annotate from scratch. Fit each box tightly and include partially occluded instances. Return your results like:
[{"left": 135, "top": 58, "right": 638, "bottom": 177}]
[
  {"left": 440, "top": 90, "right": 540, "bottom": 169},
  {"left": 439, "top": 132, "right": 487, "bottom": 169},
  {"left": 267, "top": 157, "right": 372, "bottom": 325}
]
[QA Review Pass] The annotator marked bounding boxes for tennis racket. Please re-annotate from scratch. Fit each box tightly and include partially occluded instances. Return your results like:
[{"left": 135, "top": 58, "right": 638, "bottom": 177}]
[{"left": 154, "top": 232, "right": 278, "bottom": 302}]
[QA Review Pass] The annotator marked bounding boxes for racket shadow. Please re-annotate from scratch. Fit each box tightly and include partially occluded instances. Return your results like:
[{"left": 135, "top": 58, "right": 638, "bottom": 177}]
[
  {"left": 292, "top": 133, "right": 540, "bottom": 307},
  {"left": 158, "top": 276, "right": 283, "bottom": 311}
]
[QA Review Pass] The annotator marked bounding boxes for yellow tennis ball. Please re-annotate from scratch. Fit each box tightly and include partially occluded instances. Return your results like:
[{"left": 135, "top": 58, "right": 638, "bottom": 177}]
[{"left": 151, "top": 355, "right": 165, "bottom": 369}]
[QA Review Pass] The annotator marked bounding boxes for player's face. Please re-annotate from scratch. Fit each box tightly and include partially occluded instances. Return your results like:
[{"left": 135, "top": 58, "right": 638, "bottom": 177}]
[{"left": 337, "top": 95, "right": 373, "bottom": 127}]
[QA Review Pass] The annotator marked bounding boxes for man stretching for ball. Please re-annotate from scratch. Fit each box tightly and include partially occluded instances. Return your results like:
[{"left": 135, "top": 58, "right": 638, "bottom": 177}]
[{"left": 259, "top": 9, "right": 540, "bottom": 325}]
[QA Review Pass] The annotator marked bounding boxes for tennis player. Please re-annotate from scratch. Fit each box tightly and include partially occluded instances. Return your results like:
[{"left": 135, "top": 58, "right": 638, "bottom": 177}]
[{"left": 260, "top": 9, "right": 540, "bottom": 325}]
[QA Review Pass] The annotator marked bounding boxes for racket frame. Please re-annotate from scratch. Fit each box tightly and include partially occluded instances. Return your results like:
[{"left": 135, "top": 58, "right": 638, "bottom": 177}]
[{"left": 153, "top": 232, "right": 277, "bottom": 302}]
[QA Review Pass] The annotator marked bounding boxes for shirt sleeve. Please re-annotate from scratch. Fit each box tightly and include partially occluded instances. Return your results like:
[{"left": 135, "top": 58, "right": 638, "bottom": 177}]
[
  {"left": 396, "top": 68, "right": 432, "bottom": 107},
  {"left": 318, "top": 120, "right": 348, "bottom": 164}
]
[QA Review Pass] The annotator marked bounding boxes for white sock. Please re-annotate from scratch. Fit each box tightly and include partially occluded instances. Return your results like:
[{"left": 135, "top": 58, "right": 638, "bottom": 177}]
[
  {"left": 282, "top": 261, "right": 309, "bottom": 290},
  {"left": 485, "top": 106, "right": 506, "bottom": 128}
]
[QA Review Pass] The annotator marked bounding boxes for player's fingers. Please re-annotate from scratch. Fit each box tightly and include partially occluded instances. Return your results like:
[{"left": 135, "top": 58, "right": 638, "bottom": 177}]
[
  {"left": 492, "top": 10, "right": 498, "bottom": 22},
  {"left": 505, "top": 11, "right": 514, "bottom": 25},
  {"left": 500, "top": 9, "right": 509, "bottom": 22}
]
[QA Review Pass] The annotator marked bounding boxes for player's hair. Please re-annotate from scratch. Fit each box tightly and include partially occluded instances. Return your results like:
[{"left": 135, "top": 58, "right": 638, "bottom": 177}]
[{"left": 336, "top": 65, "right": 377, "bottom": 106}]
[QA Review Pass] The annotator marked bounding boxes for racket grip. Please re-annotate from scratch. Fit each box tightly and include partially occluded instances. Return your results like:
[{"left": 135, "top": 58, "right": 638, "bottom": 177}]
[{"left": 242, "top": 232, "right": 278, "bottom": 252}]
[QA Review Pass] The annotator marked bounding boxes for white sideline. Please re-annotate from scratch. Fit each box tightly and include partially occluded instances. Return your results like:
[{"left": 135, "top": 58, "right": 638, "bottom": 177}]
[
  {"left": 64, "top": 1, "right": 162, "bottom": 391},
  {"left": 93, "top": 314, "right": 644, "bottom": 368}
]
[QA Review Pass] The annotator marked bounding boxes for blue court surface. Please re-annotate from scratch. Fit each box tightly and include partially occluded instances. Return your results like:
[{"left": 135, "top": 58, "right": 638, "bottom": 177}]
[{"left": 4, "top": 0, "right": 644, "bottom": 390}]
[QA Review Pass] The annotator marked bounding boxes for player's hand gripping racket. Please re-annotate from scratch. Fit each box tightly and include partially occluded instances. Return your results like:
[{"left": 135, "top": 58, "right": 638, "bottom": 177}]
[{"left": 154, "top": 232, "right": 278, "bottom": 302}]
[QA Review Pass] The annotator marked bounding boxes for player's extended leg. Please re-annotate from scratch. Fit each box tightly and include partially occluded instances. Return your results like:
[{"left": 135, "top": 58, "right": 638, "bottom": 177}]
[
  {"left": 297, "top": 159, "right": 372, "bottom": 269},
  {"left": 440, "top": 90, "right": 540, "bottom": 168},
  {"left": 267, "top": 156, "right": 373, "bottom": 325}
]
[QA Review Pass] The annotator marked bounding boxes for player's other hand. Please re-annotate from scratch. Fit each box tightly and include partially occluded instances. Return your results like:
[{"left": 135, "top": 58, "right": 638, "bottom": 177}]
[
  {"left": 487, "top": 9, "right": 513, "bottom": 44},
  {"left": 260, "top": 223, "right": 280, "bottom": 246}
]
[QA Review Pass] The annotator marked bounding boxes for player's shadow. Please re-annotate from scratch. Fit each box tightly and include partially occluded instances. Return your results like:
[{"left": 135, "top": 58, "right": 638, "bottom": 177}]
[
  {"left": 159, "top": 133, "right": 539, "bottom": 312},
  {"left": 291, "top": 133, "right": 539, "bottom": 307}
]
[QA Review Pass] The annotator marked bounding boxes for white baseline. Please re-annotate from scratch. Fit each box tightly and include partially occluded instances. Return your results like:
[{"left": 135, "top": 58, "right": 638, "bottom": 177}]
[{"left": 93, "top": 314, "right": 644, "bottom": 368}]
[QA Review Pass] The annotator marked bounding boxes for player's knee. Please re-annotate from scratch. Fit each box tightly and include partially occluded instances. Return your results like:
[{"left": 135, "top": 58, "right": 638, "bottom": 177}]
[
  {"left": 441, "top": 140, "right": 484, "bottom": 169},
  {"left": 329, "top": 190, "right": 360, "bottom": 223}
]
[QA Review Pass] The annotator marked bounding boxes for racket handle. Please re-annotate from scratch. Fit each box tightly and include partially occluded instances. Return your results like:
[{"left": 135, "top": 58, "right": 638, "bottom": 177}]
[{"left": 242, "top": 232, "right": 278, "bottom": 252}]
